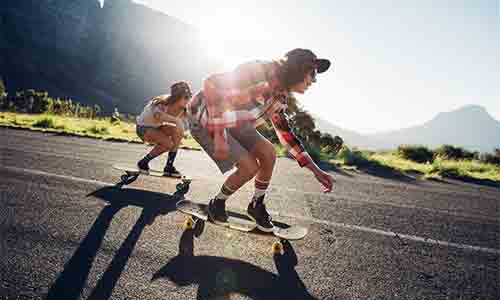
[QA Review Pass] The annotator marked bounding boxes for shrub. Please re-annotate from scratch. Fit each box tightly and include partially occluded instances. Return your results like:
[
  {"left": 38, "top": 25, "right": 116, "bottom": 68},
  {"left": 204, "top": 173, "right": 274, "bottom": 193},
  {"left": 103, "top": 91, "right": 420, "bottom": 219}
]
[
  {"left": 434, "top": 144, "right": 475, "bottom": 160},
  {"left": 88, "top": 125, "right": 109, "bottom": 135},
  {"left": 480, "top": 149, "right": 500, "bottom": 165},
  {"left": 397, "top": 145, "right": 434, "bottom": 163},
  {"left": 304, "top": 144, "right": 322, "bottom": 163},
  {"left": 33, "top": 116, "right": 56, "bottom": 128},
  {"left": 337, "top": 146, "right": 370, "bottom": 166},
  {"left": 0, "top": 77, "right": 6, "bottom": 96}
]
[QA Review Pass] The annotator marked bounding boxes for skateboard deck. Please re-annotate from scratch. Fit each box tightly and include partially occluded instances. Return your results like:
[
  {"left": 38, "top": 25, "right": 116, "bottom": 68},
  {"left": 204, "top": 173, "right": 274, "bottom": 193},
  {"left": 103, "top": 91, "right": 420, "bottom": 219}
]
[
  {"left": 113, "top": 164, "right": 191, "bottom": 188},
  {"left": 176, "top": 200, "right": 308, "bottom": 240}
]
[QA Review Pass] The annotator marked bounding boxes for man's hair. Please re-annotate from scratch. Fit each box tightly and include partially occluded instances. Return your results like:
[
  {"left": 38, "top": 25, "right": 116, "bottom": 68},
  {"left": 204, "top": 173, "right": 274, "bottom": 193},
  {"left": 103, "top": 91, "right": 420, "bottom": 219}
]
[
  {"left": 277, "top": 48, "right": 329, "bottom": 88},
  {"left": 277, "top": 58, "right": 315, "bottom": 88}
]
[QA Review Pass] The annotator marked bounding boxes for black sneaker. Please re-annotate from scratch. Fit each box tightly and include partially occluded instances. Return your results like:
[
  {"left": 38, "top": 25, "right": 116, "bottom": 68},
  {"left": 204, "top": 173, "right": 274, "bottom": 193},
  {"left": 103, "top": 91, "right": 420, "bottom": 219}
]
[
  {"left": 208, "top": 198, "right": 228, "bottom": 225},
  {"left": 247, "top": 196, "right": 274, "bottom": 232},
  {"left": 137, "top": 159, "right": 150, "bottom": 173},
  {"left": 163, "top": 165, "right": 182, "bottom": 178}
]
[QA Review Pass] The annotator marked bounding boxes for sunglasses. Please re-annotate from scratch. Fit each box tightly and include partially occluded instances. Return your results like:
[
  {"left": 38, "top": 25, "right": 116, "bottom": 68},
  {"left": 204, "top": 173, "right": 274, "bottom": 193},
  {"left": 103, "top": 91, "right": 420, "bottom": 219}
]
[{"left": 309, "top": 69, "right": 317, "bottom": 82}]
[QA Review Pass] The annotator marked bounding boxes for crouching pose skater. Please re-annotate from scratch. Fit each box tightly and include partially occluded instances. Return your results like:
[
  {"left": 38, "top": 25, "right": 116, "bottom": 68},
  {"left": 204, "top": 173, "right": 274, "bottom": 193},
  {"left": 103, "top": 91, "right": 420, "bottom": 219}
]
[
  {"left": 186, "top": 48, "right": 342, "bottom": 231},
  {"left": 136, "top": 81, "right": 192, "bottom": 177}
]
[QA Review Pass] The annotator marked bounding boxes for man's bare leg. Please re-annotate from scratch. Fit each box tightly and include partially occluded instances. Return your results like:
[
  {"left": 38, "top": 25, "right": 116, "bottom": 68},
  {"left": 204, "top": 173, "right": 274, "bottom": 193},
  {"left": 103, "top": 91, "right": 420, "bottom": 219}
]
[
  {"left": 246, "top": 138, "right": 277, "bottom": 232},
  {"left": 250, "top": 138, "right": 277, "bottom": 199},
  {"left": 207, "top": 153, "right": 258, "bottom": 224}
]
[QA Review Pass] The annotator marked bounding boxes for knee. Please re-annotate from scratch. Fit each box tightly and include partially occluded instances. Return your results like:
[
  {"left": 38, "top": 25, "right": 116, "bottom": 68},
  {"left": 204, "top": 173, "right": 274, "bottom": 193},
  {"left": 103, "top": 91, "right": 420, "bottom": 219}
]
[
  {"left": 237, "top": 158, "right": 259, "bottom": 181},
  {"left": 159, "top": 137, "right": 173, "bottom": 150},
  {"left": 175, "top": 128, "right": 184, "bottom": 144},
  {"left": 257, "top": 145, "right": 276, "bottom": 170}
]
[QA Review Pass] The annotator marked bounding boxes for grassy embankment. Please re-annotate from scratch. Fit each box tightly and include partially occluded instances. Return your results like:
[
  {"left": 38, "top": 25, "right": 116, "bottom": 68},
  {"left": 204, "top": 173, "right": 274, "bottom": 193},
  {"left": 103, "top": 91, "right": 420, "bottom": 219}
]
[
  {"left": 331, "top": 147, "right": 500, "bottom": 183},
  {"left": 2, "top": 111, "right": 499, "bottom": 184},
  {"left": 0, "top": 112, "right": 200, "bottom": 150}
]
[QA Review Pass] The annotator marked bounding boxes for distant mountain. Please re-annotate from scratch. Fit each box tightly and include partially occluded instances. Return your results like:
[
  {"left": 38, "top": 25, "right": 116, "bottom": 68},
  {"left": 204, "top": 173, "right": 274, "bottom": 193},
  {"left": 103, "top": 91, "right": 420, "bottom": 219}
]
[
  {"left": 313, "top": 116, "right": 384, "bottom": 149},
  {"left": 0, "top": 0, "right": 219, "bottom": 114},
  {"left": 314, "top": 105, "right": 500, "bottom": 152}
]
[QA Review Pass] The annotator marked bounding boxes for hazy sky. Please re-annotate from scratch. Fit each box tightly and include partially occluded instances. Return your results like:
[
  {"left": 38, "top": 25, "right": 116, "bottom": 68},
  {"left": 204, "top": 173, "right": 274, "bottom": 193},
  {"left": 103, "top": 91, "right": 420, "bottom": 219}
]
[{"left": 124, "top": 0, "right": 499, "bottom": 134}]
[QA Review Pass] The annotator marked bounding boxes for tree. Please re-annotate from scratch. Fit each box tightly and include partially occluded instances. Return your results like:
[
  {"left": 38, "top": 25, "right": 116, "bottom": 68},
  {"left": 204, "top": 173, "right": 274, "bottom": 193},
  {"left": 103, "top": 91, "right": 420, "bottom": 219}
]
[
  {"left": 320, "top": 133, "right": 344, "bottom": 155},
  {"left": 285, "top": 94, "right": 300, "bottom": 115},
  {"left": 292, "top": 111, "right": 316, "bottom": 139},
  {"left": 0, "top": 77, "right": 6, "bottom": 97},
  {"left": 309, "top": 130, "right": 322, "bottom": 148}
]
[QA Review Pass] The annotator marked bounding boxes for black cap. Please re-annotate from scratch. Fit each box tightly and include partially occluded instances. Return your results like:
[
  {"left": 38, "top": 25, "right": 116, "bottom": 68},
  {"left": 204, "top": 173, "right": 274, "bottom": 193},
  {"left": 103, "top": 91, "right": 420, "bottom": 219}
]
[{"left": 284, "top": 48, "right": 331, "bottom": 73}]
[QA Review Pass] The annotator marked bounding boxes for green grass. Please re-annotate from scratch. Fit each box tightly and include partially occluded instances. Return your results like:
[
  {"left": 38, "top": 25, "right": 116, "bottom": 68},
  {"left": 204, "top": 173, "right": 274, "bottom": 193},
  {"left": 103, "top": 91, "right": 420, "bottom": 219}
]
[
  {"left": 32, "top": 115, "right": 57, "bottom": 128},
  {"left": 359, "top": 150, "right": 500, "bottom": 182},
  {"left": 0, "top": 112, "right": 200, "bottom": 150},
  {"left": 2, "top": 111, "right": 499, "bottom": 184},
  {"left": 427, "top": 158, "right": 500, "bottom": 181}
]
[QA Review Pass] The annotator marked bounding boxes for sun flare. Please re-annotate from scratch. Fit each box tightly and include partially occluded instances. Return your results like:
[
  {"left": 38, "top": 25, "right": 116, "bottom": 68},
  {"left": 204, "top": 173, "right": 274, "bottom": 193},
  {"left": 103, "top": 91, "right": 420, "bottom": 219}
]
[{"left": 196, "top": 12, "right": 272, "bottom": 70}]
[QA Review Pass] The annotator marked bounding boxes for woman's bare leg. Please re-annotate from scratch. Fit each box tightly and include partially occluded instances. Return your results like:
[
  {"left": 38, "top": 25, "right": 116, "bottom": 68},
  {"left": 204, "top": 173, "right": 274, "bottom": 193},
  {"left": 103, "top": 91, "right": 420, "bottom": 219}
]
[
  {"left": 144, "top": 128, "right": 174, "bottom": 156},
  {"left": 137, "top": 128, "right": 174, "bottom": 170}
]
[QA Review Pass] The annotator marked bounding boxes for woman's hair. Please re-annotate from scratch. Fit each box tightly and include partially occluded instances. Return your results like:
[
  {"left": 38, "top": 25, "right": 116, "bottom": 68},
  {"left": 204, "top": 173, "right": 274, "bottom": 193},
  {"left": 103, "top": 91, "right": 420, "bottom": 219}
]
[{"left": 150, "top": 81, "right": 192, "bottom": 106}]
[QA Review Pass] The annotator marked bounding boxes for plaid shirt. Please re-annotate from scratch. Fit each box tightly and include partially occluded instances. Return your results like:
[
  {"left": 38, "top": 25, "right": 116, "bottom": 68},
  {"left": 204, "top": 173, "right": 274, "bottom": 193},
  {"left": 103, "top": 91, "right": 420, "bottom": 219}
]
[{"left": 187, "top": 60, "right": 312, "bottom": 167}]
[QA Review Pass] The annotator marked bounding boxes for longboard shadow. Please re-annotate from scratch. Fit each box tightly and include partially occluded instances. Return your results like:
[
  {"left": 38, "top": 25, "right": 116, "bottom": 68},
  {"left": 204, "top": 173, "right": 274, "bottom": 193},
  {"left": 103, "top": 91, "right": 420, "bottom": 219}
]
[{"left": 152, "top": 229, "right": 317, "bottom": 300}]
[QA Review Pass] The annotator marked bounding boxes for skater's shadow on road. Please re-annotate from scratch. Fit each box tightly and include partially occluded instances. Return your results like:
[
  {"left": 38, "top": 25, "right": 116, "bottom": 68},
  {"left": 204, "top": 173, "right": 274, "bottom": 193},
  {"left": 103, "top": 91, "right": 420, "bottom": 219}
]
[
  {"left": 153, "top": 229, "right": 317, "bottom": 300},
  {"left": 88, "top": 186, "right": 185, "bottom": 223},
  {"left": 45, "top": 186, "right": 182, "bottom": 300},
  {"left": 317, "top": 159, "right": 418, "bottom": 184}
]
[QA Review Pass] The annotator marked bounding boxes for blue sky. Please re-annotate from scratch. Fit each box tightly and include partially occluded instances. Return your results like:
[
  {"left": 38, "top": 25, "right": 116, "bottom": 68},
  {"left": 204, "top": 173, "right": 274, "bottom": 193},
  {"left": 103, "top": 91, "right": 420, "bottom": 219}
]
[{"left": 122, "top": 0, "right": 499, "bottom": 134}]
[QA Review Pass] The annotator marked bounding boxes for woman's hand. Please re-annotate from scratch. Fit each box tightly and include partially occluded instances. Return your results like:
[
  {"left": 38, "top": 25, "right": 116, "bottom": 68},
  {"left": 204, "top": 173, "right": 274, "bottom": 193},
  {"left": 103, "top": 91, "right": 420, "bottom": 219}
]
[{"left": 213, "top": 132, "right": 229, "bottom": 161}]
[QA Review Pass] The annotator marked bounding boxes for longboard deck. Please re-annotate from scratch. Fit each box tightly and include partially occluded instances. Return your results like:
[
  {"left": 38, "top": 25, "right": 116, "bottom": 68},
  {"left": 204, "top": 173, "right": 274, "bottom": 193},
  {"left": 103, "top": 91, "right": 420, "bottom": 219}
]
[
  {"left": 113, "top": 164, "right": 191, "bottom": 181},
  {"left": 176, "top": 200, "right": 308, "bottom": 240}
]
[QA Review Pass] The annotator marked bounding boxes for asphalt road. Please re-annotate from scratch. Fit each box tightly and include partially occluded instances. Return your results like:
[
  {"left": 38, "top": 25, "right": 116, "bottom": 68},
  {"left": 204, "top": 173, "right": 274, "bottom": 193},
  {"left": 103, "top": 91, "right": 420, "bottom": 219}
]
[{"left": 1, "top": 127, "right": 499, "bottom": 300}]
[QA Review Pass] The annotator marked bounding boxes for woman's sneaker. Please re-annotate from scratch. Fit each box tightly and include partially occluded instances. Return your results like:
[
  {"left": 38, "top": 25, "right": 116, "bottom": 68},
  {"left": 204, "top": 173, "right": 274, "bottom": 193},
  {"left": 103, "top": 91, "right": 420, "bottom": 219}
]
[
  {"left": 163, "top": 165, "right": 182, "bottom": 178},
  {"left": 207, "top": 198, "right": 228, "bottom": 225},
  {"left": 137, "top": 159, "right": 150, "bottom": 173},
  {"left": 247, "top": 196, "right": 274, "bottom": 232}
]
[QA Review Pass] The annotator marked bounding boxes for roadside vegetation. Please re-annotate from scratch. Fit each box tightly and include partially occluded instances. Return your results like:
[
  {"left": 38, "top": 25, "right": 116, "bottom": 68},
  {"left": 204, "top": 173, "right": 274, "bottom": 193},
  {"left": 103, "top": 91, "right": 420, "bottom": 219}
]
[
  {"left": 332, "top": 145, "right": 500, "bottom": 183},
  {"left": 0, "top": 89, "right": 200, "bottom": 149},
  {"left": 1, "top": 88, "right": 499, "bottom": 184}
]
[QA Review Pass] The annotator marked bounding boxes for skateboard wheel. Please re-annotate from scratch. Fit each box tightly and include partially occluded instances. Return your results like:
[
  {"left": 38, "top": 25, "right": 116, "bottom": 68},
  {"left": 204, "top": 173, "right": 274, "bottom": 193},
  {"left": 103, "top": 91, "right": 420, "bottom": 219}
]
[
  {"left": 184, "top": 216, "right": 195, "bottom": 230},
  {"left": 272, "top": 241, "right": 283, "bottom": 254}
]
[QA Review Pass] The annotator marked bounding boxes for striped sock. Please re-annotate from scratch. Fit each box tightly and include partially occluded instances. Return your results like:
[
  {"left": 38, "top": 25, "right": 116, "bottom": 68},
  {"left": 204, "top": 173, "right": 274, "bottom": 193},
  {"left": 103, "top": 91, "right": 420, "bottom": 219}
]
[
  {"left": 142, "top": 153, "right": 158, "bottom": 163},
  {"left": 253, "top": 179, "right": 270, "bottom": 202},
  {"left": 166, "top": 151, "right": 177, "bottom": 167},
  {"left": 215, "top": 183, "right": 236, "bottom": 202}
]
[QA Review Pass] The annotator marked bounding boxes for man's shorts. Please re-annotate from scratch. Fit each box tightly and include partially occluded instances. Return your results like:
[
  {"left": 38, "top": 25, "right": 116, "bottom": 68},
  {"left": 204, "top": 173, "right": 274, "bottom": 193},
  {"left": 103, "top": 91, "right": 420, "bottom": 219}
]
[{"left": 188, "top": 116, "right": 266, "bottom": 174}]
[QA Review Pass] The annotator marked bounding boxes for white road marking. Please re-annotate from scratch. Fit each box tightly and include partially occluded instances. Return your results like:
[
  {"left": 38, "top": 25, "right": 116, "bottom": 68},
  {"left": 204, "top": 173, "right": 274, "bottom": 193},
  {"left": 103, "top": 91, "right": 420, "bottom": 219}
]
[
  {"left": 3, "top": 165, "right": 500, "bottom": 256},
  {"left": 284, "top": 213, "right": 500, "bottom": 255},
  {"left": 3, "top": 165, "right": 113, "bottom": 187},
  {"left": 3, "top": 146, "right": 497, "bottom": 223}
]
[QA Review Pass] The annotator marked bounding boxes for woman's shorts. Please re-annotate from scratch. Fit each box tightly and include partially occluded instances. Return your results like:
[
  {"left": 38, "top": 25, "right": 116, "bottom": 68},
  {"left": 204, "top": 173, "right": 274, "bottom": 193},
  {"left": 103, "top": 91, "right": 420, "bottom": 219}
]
[
  {"left": 136, "top": 125, "right": 156, "bottom": 142},
  {"left": 188, "top": 116, "right": 266, "bottom": 174}
]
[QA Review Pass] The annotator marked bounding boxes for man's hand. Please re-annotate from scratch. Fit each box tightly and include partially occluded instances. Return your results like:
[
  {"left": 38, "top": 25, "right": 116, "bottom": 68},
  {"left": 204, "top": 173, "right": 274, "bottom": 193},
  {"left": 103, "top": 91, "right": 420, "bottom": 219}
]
[
  {"left": 306, "top": 163, "right": 334, "bottom": 193},
  {"left": 314, "top": 169, "right": 333, "bottom": 193}
]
